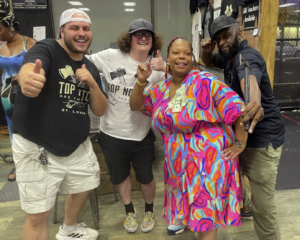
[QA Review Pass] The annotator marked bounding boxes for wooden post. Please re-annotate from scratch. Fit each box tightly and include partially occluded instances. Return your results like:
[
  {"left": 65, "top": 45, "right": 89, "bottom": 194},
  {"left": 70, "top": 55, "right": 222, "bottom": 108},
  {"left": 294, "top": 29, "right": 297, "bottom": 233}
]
[{"left": 259, "top": 0, "right": 279, "bottom": 88}]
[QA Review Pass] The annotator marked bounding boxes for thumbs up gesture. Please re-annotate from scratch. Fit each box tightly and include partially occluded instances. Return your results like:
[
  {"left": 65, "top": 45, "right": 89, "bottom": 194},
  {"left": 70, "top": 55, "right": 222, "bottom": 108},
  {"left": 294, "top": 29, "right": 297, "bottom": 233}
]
[
  {"left": 21, "top": 59, "right": 46, "bottom": 97},
  {"left": 75, "top": 64, "right": 97, "bottom": 89},
  {"left": 150, "top": 50, "right": 166, "bottom": 72}
]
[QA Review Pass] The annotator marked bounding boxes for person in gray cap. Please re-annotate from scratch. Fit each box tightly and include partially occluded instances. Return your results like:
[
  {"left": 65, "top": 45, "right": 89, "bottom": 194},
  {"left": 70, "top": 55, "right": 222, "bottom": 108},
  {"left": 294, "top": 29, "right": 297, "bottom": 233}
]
[
  {"left": 200, "top": 15, "right": 285, "bottom": 240},
  {"left": 12, "top": 8, "right": 107, "bottom": 240},
  {"left": 86, "top": 18, "right": 165, "bottom": 234}
]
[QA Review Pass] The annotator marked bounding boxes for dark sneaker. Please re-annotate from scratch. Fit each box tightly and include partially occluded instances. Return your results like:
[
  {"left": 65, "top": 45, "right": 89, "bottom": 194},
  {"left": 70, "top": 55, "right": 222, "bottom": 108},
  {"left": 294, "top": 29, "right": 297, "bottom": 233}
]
[
  {"left": 241, "top": 209, "right": 253, "bottom": 220},
  {"left": 8, "top": 79, "right": 18, "bottom": 104},
  {"left": 1, "top": 77, "right": 12, "bottom": 98}
]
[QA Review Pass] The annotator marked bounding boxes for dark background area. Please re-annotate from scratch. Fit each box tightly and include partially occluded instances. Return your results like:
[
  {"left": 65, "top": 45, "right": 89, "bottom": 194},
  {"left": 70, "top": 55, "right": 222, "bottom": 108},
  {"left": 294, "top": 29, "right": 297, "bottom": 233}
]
[{"left": 13, "top": 0, "right": 54, "bottom": 39}]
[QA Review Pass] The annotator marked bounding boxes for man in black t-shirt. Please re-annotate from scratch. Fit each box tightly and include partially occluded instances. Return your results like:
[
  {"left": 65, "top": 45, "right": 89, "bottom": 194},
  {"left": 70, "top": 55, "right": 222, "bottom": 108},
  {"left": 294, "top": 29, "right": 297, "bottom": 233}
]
[
  {"left": 200, "top": 16, "right": 284, "bottom": 240},
  {"left": 12, "top": 9, "right": 107, "bottom": 240}
]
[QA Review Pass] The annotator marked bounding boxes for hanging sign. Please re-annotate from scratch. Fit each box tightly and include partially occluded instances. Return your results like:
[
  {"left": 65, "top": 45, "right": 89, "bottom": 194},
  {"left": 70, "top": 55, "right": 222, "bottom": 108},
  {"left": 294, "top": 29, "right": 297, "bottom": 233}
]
[
  {"left": 12, "top": 0, "right": 47, "bottom": 9},
  {"left": 241, "top": 0, "right": 259, "bottom": 30}
]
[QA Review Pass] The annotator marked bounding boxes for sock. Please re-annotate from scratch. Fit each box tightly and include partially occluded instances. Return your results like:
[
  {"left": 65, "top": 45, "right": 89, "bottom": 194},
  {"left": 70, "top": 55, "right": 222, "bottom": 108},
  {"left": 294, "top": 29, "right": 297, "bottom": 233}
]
[
  {"left": 145, "top": 202, "right": 154, "bottom": 213},
  {"left": 63, "top": 223, "right": 77, "bottom": 232},
  {"left": 125, "top": 202, "right": 135, "bottom": 214}
]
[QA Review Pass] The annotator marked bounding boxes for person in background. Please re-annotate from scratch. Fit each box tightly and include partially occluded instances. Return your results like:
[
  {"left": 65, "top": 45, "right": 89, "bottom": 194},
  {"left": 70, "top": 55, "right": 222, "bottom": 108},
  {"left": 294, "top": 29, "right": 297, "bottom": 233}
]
[
  {"left": 12, "top": 9, "right": 107, "bottom": 240},
  {"left": 86, "top": 18, "right": 166, "bottom": 233},
  {"left": 0, "top": 0, "right": 36, "bottom": 181},
  {"left": 200, "top": 15, "right": 285, "bottom": 240},
  {"left": 130, "top": 36, "right": 247, "bottom": 239}
]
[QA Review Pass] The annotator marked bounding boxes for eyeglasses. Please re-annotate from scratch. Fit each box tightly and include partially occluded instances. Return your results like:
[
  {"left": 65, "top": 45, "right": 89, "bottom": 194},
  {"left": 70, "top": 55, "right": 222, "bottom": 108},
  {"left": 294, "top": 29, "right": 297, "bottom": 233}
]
[{"left": 133, "top": 32, "right": 153, "bottom": 40}]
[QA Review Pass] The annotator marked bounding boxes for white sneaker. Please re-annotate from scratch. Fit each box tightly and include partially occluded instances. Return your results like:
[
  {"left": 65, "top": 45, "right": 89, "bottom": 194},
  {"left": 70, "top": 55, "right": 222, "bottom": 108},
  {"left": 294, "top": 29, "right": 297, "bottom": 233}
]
[{"left": 56, "top": 222, "right": 99, "bottom": 240}]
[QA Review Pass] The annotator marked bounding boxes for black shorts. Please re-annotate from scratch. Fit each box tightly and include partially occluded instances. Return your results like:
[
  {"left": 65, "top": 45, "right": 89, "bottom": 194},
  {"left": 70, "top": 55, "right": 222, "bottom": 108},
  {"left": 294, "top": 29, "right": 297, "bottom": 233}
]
[{"left": 98, "top": 130, "right": 156, "bottom": 185}]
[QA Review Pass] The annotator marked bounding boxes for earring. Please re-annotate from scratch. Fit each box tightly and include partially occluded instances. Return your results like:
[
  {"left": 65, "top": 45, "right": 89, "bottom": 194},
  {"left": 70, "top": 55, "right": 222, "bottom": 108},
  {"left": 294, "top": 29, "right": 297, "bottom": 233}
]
[
  {"left": 9, "top": 31, "right": 13, "bottom": 36},
  {"left": 165, "top": 63, "right": 170, "bottom": 79},
  {"left": 166, "top": 63, "right": 170, "bottom": 72},
  {"left": 10, "top": 26, "right": 15, "bottom": 31}
]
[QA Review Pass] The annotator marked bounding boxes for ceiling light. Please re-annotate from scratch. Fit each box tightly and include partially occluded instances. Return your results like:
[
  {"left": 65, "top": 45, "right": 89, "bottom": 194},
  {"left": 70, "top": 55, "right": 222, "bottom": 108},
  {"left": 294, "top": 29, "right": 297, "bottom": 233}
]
[
  {"left": 125, "top": 8, "right": 135, "bottom": 12},
  {"left": 124, "top": 2, "right": 136, "bottom": 6},
  {"left": 279, "top": 3, "right": 296, "bottom": 7},
  {"left": 68, "top": 1, "right": 83, "bottom": 5},
  {"left": 78, "top": 8, "right": 90, "bottom": 11},
  {"left": 294, "top": 10, "right": 300, "bottom": 12}
]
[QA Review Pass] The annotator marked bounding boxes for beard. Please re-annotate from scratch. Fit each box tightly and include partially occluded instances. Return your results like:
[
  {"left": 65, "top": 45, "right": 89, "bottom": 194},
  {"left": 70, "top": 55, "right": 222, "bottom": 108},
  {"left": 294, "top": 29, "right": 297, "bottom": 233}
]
[
  {"left": 219, "top": 34, "right": 239, "bottom": 59},
  {"left": 64, "top": 37, "right": 92, "bottom": 54}
]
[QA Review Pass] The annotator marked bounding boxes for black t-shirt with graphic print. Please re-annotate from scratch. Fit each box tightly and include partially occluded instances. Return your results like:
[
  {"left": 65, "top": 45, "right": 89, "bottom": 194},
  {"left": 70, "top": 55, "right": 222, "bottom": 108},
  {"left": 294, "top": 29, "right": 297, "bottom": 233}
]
[
  {"left": 221, "top": 0, "right": 239, "bottom": 18},
  {"left": 12, "top": 38, "right": 107, "bottom": 157}
]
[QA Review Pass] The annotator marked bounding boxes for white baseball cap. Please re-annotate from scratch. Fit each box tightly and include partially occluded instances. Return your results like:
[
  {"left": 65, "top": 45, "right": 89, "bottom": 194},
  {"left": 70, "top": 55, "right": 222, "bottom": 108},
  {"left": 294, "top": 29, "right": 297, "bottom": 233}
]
[{"left": 59, "top": 8, "right": 92, "bottom": 27}]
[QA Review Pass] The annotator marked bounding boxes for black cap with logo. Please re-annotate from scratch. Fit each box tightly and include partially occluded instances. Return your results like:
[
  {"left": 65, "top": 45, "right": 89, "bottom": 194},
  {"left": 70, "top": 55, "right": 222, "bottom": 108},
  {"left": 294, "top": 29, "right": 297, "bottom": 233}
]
[{"left": 211, "top": 15, "right": 238, "bottom": 41}]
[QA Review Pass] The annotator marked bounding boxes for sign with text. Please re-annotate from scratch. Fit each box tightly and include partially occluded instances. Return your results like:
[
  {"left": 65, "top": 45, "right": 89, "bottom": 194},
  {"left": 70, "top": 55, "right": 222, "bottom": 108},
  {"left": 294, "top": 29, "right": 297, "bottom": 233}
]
[
  {"left": 13, "top": 0, "right": 47, "bottom": 9},
  {"left": 242, "top": 0, "right": 259, "bottom": 30}
]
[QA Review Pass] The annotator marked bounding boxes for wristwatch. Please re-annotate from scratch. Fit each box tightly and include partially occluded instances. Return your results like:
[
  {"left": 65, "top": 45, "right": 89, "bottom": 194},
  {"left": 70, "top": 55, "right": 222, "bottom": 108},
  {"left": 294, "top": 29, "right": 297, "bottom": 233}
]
[{"left": 235, "top": 141, "right": 246, "bottom": 148}]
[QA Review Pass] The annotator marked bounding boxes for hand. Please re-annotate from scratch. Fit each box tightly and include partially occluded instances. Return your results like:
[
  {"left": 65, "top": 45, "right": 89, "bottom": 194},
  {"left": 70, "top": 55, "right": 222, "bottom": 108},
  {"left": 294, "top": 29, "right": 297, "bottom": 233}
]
[
  {"left": 222, "top": 143, "right": 245, "bottom": 160},
  {"left": 137, "top": 62, "right": 152, "bottom": 83},
  {"left": 150, "top": 50, "right": 166, "bottom": 71},
  {"left": 200, "top": 38, "right": 216, "bottom": 53},
  {"left": 75, "top": 64, "right": 97, "bottom": 88},
  {"left": 21, "top": 59, "right": 46, "bottom": 97},
  {"left": 240, "top": 101, "right": 264, "bottom": 133}
]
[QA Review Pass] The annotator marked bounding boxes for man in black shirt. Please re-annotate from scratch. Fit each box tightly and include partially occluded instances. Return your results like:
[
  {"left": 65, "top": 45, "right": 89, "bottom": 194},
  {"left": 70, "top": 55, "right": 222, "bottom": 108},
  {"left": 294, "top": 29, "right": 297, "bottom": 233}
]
[
  {"left": 12, "top": 9, "right": 107, "bottom": 240},
  {"left": 200, "top": 16, "right": 284, "bottom": 240}
]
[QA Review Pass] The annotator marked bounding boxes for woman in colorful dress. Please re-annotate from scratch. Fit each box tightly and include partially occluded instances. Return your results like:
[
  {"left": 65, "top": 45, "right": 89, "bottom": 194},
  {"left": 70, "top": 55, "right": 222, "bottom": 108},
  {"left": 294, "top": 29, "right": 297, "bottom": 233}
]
[
  {"left": 0, "top": 0, "right": 36, "bottom": 181},
  {"left": 130, "top": 36, "right": 247, "bottom": 240}
]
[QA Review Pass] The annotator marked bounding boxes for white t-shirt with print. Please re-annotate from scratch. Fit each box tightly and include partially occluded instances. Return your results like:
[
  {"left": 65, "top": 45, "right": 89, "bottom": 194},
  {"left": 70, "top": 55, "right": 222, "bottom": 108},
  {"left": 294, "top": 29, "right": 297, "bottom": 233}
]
[{"left": 86, "top": 49, "right": 165, "bottom": 141}]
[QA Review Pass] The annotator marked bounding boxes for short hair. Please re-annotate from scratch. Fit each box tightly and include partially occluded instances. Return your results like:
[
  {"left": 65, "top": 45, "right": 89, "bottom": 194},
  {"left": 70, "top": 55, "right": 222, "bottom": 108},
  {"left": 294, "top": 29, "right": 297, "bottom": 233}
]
[{"left": 117, "top": 31, "right": 163, "bottom": 56}]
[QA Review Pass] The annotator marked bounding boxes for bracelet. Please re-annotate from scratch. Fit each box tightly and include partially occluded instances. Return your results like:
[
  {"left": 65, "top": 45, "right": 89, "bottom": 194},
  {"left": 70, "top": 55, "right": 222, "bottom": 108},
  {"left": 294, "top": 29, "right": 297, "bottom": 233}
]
[{"left": 136, "top": 78, "right": 147, "bottom": 86}]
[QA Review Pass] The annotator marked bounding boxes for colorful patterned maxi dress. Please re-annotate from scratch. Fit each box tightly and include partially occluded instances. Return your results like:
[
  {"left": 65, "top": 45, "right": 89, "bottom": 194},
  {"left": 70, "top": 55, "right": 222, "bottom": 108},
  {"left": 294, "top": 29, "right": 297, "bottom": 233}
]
[{"left": 143, "top": 70, "right": 244, "bottom": 232}]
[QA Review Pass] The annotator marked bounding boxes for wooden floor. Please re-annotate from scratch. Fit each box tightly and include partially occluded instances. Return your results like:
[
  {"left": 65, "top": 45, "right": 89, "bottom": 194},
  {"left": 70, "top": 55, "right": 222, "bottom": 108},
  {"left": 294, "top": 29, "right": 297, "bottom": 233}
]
[{"left": 0, "top": 136, "right": 300, "bottom": 240}]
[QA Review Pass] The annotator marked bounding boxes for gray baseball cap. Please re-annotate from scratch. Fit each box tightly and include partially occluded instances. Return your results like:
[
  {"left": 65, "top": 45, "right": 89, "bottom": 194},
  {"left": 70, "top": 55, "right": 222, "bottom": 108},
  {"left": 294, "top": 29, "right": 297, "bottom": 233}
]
[
  {"left": 211, "top": 15, "right": 238, "bottom": 41},
  {"left": 128, "top": 19, "right": 154, "bottom": 34}
]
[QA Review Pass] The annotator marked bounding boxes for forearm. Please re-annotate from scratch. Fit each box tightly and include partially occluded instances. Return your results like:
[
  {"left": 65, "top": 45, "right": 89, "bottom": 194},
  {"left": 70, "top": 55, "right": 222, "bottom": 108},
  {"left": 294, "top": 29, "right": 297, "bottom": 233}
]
[
  {"left": 89, "top": 86, "right": 108, "bottom": 116},
  {"left": 234, "top": 116, "right": 248, "bottom": 143},
  {"left": 130, "top": 83, "right": 146, "bottom": 111},
  {"left": 201, "top": 52, "right": 215, "bottom": 67}
]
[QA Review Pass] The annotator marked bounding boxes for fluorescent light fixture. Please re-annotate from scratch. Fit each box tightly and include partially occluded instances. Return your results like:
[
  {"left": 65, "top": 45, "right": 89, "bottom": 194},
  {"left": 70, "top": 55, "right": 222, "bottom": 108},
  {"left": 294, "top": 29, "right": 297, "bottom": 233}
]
[
  {"left": 125, "top": 8, "right": 135, "bottom": 12},
  {"left": 294, "top": 10, "right": 300, "bottom": 12},
  {"left": 279, "top": 3, "right": 296, "bottom": 7},
  {"left": 78, "top": 8, "right": 90, "bottom": 11},
  {"left": 124, "top": 2, "right": 136, "bottom": 6},
  {"left": 68, "top": 1, "right": 83, "bottom": 5}
]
